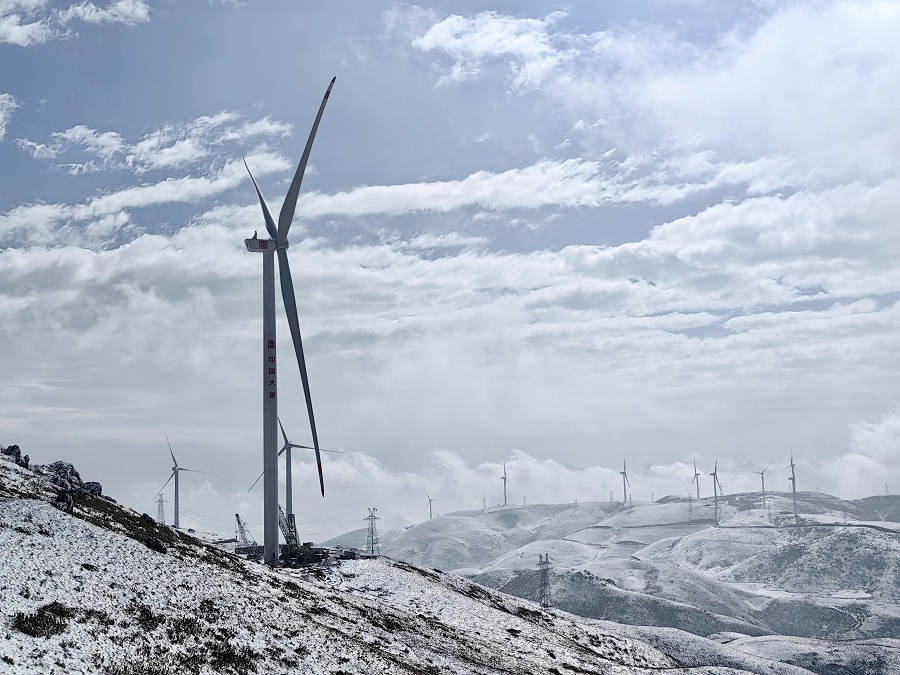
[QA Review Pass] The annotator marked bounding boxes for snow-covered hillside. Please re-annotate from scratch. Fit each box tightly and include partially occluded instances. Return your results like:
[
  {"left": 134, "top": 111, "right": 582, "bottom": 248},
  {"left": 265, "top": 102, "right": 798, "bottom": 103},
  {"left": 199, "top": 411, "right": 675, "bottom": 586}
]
[
  {"left": 347, "top": 492, "right": 900, "bottom": 668},
  {"left": 2, "top": 453, "right": 857, "bottom": 674}
]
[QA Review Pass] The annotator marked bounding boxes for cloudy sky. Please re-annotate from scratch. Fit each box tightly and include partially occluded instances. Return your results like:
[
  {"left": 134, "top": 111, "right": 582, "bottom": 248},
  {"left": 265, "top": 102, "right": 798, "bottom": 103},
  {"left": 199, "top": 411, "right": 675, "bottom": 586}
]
[{"left": 2, "top": 0, "right": 899, "bottom": 539}]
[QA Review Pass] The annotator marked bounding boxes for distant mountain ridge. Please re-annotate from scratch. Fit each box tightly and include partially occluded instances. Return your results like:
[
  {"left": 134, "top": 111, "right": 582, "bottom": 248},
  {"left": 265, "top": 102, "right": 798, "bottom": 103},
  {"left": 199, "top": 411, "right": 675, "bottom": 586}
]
[{"left": 322, "top": 491, "right": 900, "bottom": 651}]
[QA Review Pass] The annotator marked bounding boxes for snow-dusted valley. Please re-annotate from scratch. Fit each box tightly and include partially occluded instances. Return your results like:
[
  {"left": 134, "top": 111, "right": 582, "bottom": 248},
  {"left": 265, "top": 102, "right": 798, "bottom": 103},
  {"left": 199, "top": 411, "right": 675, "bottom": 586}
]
[{"left": 2, "top": 453, "right": 899, "bottom": 675}]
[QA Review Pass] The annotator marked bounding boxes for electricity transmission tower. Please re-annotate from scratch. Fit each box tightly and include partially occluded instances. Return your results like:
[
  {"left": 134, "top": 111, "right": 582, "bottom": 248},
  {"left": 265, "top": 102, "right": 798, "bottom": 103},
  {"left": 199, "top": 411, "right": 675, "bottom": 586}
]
[
  {"left": 365, "top": 508, "right": 380, "bottom": 556},
  {"left": 538, "top": 554, "right": 552, "bottom": 608},
  {"left": 155, "top": 494, "right": 166, "bottom": 524}
]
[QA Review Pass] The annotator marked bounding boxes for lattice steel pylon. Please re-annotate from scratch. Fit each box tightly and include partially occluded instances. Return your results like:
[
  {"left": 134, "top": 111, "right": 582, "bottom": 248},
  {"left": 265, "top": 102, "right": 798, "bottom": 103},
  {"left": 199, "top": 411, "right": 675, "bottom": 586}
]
[
  {"left": 155, "top": 494, "right": 166, "bottom": 524},
  {"left": 538, "top": 553, "right": 552, "bottom": 608},
  {"left": 365, "top": 507, "right": 380, "bottom": 556}
]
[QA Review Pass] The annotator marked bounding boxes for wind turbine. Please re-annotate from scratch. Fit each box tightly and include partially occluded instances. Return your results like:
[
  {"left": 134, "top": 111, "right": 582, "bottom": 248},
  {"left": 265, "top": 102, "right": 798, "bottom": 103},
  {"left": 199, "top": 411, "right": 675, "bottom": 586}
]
[
  {"left": 247, "top": 417, "right": 345, "bottom": 516},
  {"left": 710, "top": 459, "right": 723, "bottom": 523},
  {"left": 423, "top": 490, "right": 435, "bottom": 520},
  {"left": 785, "top": 452, "right": 799, "bottom": 524},
  {"left": 620, "top": 459, "right": 630, "bottom": 505},
  {"left": 755, "top": 461, "right": 772, "bottom": 509},
  {"left": 691, "top": 460, "right": 702, "bottom": 499},
  {"left": 501, "top": 463, "right": 510, "bottom": 506},
  {"left": 243, "top": 77, "right": 335, "bottom": 566},
  {"left": 155, "top": 431, "right": 207, "bottom": 529}
]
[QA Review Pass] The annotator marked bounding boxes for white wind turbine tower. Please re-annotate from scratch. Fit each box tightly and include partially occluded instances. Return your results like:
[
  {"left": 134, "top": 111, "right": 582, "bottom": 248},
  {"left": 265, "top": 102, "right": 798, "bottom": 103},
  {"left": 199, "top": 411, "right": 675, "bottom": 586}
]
[
  {"left": 155, "top": 431, "right": 206, "bottom": 529},
  {"left": 501, "top": 463, "right": 510, "bottom": 506},
  {"left": 786, "top": 452, "right": 799, "bottom": 524},
  {"left": 691, "top": 460, "right": 702, "bottom": 499},
  {"left": 423, "top": 490, "right": 435, "bottom": 520},
  {"left": 755, "top": 461, "right": 772, "bottom": 509},
  {"left": 243, "top": 77, "right": 335, "bottom": 566},
  {"left": 620, "top": 459, "right": 630, "bottom": 505},
  {"left": 710, "top": 459, "right": 723, "bottom": 523}
]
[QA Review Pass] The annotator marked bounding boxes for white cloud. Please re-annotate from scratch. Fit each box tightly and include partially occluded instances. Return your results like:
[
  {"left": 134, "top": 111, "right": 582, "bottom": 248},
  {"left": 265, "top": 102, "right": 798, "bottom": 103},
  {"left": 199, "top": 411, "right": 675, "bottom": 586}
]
[
  {"left": 413, "top": 2, "right": 900, "bottom": 191},
  {"left": 295, "top": 154, "right": 782, "bottom": 219},
  {"left": 0, "top": 92, "right": 17, "bottom": 139},
  {"left": 57, "top": 0, "right": 148, "bottom": 24},
  {"left": 0, "top": 0, "right": 149, "bottom": 45},
  {"left": 0, "top": 150, "right": 290, "bottom": 245},
  {"left": 16, "top": 112, "right": 290, "bottom": 175},
  {"left": 413, "top": 10, "right": 567, "bottom": 89},
  {"left": 819, "top": 407, "right": 900, "bottom": 499}
]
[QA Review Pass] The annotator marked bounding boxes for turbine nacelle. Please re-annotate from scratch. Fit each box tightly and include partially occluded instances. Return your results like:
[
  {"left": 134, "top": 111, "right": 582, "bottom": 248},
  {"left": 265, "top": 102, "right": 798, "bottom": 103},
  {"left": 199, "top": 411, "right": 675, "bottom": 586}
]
[{"left": 244, "top": 237, "right": 287, "bottom": 253}]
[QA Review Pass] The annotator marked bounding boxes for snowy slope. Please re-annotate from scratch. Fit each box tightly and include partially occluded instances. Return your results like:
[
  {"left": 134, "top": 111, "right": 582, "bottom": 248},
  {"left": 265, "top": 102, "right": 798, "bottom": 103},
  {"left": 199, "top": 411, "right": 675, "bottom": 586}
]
[
  {"left": 1, "top": 455, "right": 822, "bottom": 675},
  {"left": 364, "top": 493, "right": 900, "bottom": 660}
]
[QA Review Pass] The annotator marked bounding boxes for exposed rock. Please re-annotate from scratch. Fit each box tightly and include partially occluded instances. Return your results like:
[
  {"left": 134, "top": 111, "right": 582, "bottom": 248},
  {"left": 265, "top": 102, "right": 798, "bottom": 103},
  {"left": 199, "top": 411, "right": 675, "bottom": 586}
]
[
  {"left": 47, "top": 461, "right": 83, "bottom": 487},
  {"left": 83, "top": 481, "right": 102, "bottom": 497},
  {"left": 53, "top": 491, "right": 73, "bottom": 513},
  {"left": 144, "top": 536, "right": 167, "bottom": 554},
  {"left": 1, "top": 444, "right": 29, "bottom": 468},
  {"left": 50, "top": 475, "right": 72, "bottom": 492}
]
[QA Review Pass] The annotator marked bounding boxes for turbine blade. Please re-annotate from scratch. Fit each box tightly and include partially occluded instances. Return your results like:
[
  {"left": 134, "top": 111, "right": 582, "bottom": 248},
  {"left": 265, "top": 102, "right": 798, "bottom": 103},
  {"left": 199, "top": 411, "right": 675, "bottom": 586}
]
[
  {"left": 179, "top": 468, "right": 216, "bottom": 476},
  {"left": 277, "top": 77, "right": 336, "bottom": 243},
  {"left": 156, "top": 470, "right": 176, "bottom": 496},
  {"left": 289, "top": 442, "right": 345, "bottom": 454},
  {"left": 278, "top": 416, "right": 289, "bottom": 447},
  {"left": 242, "top": 159, "right": 278, "bottom": 240},
  {"left": 625, "top": 474, "right": 631, "bottom": 487},
  {"left": 763, "top": 461, "right": 772, "bottom": 474},
  {"left": 424, "top": 489, "right": 431, "bottom": 500},
  {"left": 164, "top": 430, "right": 177, "bottom": 467},
  {"left": 248, "top": 470, "right": 264, "bottom": 493},
  {"left": 277, "top": 247, "right": 324, "bottom": 496}
]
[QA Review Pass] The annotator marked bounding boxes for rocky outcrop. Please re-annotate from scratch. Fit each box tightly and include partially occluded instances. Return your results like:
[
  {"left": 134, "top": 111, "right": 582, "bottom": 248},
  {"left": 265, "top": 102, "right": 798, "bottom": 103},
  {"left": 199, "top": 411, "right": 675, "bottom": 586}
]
[
  {"left": 35, "top": 460, "right": 104, "bottom": 512},
  {"left": 1, "top": 444, "right": 30, "bottom": 469}
]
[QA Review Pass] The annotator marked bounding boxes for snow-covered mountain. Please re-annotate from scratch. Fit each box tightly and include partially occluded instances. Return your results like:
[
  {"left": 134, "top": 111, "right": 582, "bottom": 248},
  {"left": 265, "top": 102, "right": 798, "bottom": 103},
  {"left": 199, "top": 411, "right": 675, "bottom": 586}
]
[
  {"left": 4, "top": 453, "right": 900, "bottom": 674},
  {"left": 323, "top": 492, "right": 900, "bottom": 664}
]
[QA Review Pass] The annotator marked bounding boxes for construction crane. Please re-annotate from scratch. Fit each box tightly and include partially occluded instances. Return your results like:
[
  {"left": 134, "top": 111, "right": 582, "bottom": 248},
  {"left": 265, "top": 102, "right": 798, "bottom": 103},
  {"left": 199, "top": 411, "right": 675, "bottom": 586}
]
[
  {"left": 234, "top": 513, "right": 262, "bottom": 559},
  {"left": 278, "top": 505, "right": 299, "bottom": 549}
]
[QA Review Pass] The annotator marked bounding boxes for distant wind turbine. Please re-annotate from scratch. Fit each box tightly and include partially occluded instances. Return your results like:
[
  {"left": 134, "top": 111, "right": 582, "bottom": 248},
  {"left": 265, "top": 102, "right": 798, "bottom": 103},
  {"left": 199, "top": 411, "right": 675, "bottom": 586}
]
[
  {"left": 501, "top": 463, "right": 510, "bottom": 506},
  {"left": 691, "top": 460, "right": 702, "bottom": 499},
  {"left": 710, "top": 459, "right": 723, "bottom": 524},
  {"left": 423, "top": 490, "right": 435, "bottom": 520},
  {"left": 755, "top": 461, "right": 772, "bottom": 509},
  {"left": 243, "top": 78, "right": 336, "bottom": 566},
  {"left": 248, "top": 417, "right": 345, "bottom": 513},
  {"left": 620, "top": 459, "right": 630, "bottom": 506},
  {"left": 785, "top": 452, "right": 799, "bottom": 524},
  {"left": 155, "top": 431, "right": 209, "bottom": 529}
]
